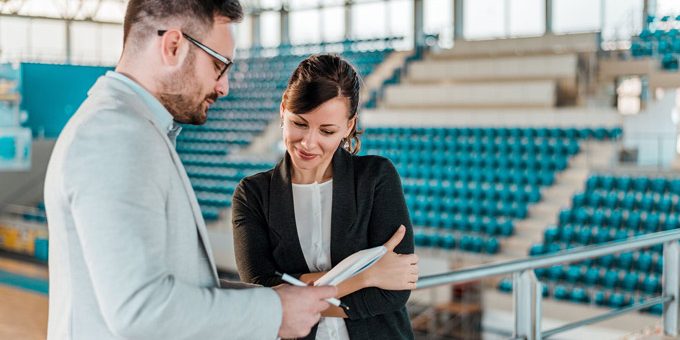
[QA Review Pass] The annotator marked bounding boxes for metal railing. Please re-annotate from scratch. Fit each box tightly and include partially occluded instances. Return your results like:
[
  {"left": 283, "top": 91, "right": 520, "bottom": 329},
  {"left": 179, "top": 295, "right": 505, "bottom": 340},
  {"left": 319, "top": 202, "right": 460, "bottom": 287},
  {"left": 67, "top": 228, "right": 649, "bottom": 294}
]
[{"left": 416, "top": 229, "right": 680, "bottom": 339}]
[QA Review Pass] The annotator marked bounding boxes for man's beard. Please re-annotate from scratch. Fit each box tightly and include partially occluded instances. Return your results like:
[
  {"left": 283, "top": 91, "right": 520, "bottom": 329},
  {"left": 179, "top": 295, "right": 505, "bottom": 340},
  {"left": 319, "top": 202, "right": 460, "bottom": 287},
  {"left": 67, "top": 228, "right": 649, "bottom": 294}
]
[{"left": 157, "top": 55, "right": 217, "bottom": 125}]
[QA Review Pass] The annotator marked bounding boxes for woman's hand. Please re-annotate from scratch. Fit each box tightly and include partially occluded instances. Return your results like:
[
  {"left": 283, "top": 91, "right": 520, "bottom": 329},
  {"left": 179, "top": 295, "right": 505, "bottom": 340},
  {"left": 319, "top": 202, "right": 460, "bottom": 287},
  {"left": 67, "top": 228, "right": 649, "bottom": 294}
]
[{"left": 360, "top": 225, "right": 419, "bottom": 290}]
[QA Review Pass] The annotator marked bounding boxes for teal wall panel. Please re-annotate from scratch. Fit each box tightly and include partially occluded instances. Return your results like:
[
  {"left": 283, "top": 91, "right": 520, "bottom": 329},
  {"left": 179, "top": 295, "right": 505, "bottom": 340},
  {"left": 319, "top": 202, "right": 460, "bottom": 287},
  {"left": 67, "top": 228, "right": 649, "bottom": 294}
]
[{"left": 20, "top": 63, "right": 112, "bottom": 138}]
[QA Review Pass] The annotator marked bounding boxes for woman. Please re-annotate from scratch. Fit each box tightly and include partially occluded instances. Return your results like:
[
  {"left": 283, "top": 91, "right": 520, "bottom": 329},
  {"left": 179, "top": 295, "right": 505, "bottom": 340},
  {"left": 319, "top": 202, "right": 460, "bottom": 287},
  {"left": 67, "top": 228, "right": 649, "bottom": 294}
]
[{"left": 232, "top": 54, "right": 418, "bottom": 340}]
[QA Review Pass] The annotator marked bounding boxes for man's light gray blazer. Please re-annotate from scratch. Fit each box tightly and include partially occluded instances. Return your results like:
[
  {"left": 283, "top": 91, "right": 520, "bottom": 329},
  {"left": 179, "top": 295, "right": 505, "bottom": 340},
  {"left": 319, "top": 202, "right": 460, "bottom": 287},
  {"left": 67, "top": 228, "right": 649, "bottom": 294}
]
[{"left": 44, "top": 74, "right": 281, "bottom": 339}]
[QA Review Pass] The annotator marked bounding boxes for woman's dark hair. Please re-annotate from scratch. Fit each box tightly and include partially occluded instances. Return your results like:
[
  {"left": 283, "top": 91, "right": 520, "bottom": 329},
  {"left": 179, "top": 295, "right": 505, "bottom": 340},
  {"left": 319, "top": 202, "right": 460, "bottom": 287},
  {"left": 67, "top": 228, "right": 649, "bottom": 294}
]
[{"left": 282, "top": 54, "right": 363, "bottom": 154}]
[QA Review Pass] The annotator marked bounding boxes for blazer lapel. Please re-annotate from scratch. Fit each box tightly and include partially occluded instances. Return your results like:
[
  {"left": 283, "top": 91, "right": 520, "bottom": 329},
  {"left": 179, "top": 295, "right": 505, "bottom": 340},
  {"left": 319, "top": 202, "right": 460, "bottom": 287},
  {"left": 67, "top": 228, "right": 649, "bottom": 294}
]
[
  {"left": 162, "top": 138, "right": 220, "bottom": 284},
  {"left": 100, "top": 77, "right": 220, "bottom": 284},
  {"left": 329, "top": 148, "right": 357, "bottom": 266},
  {"left": 269, "top": 153, "right": 312, "bottom": 273}
]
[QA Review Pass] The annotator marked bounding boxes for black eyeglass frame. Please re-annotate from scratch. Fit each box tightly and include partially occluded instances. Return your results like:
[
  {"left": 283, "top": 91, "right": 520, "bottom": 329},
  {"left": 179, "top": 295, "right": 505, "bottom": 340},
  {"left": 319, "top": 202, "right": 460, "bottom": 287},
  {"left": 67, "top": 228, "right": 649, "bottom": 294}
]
[{"left": 157, "top": 29, "right": 233, "bottom": 80}]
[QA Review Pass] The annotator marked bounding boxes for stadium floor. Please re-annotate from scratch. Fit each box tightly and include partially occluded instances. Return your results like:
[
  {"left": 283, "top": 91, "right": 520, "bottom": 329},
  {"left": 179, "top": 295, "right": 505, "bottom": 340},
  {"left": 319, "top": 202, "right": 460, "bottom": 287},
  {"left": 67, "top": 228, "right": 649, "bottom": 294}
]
[{"left": 0, "top": 257, "right": 47, "bottom": 340}]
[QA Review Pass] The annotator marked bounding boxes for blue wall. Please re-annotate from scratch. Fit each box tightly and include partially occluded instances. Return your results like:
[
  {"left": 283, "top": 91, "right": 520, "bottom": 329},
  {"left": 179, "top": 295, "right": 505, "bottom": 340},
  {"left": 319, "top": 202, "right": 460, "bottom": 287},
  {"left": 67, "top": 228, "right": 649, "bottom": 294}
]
[{"left": 21, "top": 63, "right": 112, "bottom": 138}]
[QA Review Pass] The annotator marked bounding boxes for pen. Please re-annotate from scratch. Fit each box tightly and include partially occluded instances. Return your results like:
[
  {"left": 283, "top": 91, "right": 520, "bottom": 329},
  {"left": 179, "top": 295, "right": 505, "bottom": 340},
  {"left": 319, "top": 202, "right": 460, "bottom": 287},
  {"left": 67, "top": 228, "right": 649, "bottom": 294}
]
[{"left": 275, "top": 271, "right": 350, "bottom": 311}]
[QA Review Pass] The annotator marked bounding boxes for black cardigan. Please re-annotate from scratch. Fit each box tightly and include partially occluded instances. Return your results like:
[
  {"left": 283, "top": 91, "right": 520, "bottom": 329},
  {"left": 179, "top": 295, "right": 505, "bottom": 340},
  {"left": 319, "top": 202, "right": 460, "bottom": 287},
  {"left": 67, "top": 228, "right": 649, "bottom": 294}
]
[{"left": 232, "top": 147, "right": 415, "bottom": 340}]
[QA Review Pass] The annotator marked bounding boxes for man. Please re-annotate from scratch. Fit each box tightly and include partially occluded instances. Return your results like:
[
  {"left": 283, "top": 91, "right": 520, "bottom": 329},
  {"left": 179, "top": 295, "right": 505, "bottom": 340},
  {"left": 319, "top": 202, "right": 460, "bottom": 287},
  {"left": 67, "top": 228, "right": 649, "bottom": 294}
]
[{"left": 44, "top": 1, "right": 335, "bottom": 339}]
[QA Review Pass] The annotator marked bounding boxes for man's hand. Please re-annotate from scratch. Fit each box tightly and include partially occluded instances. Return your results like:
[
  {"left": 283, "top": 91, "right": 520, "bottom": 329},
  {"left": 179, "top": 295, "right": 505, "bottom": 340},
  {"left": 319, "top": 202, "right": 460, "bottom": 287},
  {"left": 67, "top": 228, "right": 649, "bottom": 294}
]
[{"left": 274, "top": 284, "right": 337, "bottom": 338}]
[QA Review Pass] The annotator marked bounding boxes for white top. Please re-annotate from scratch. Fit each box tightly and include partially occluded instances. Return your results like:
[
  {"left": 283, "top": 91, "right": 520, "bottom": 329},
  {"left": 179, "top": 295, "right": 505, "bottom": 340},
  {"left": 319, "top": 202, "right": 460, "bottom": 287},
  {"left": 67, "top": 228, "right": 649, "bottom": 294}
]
[{"left": 292, "top": 180, "right": 350, "bottom": 340}]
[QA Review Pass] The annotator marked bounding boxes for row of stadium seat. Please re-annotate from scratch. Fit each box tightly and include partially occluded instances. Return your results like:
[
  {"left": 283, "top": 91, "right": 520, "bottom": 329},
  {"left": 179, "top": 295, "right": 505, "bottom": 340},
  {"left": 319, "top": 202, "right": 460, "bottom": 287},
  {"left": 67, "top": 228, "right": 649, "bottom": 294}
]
[
  {"left": 586, "top": 174, "right": 680, "bottom": 194},
  {"left": 366, "top": 140, "right": 581, "bottom": 157},
  {"left": 363, "top": 126, "right": 622, "bottom": 141},
  {"left": 236, "top": 47, "right": 394, "bottom": 68},
  {"left": 558, "top": 209, "right": 680, "bottom": 232},
  {"left": 228, "top": 63, "right": 379, "bottom": 83},
  {"left": 411, "top": 211, "right": 516, "bottom": 236},
  {"left": 572, "top": 191, "right": 680, "bottom": 213},
  {"left": 210, "top": 100, "right": 279, "bottom": 111},
  {"left": 531, "top": 243, "right": 663, "bottom": 273},
  {"left": 179, "top": 132, "right": 256, "bottom": 143},
  {"left": 414, "top": 230, "right": 501, "bottom": 254},
  {"left": 638, "top": 28, "right": 680, "bottom": 41},
  {"left": 503, "top": 265, "right": 662, "bottom": 294},
  {"left": 182, "top": 122, "right": 268, "bottom": 134},
  {"left": 498, "top": 278, "right": 663, "bottom": 314},
  {"left": 541, "top": 225, "right": 673, "bottom": 249},
  {"left": 411, "top": 199, "right": 528, "bottom": 220},
  {"left": 645, "top": 14, "right": 680, "bottom": 24},
  {"left": 403, "top": 182, "right": 541, "bottom": 202},
  {"left": 392, "top": 159, "right": 569, "bottom": 176},
  {"left": 184, "top": 165, "right": 265, "bottom": 181},
  {"left": 183, "top": 158, "right": 275, "bottom": 169}
]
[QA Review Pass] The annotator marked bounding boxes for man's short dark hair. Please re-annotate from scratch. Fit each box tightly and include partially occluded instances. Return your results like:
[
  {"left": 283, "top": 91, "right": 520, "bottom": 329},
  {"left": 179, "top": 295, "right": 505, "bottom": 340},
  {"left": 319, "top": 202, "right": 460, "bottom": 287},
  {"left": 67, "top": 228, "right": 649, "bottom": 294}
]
[{"left": 123, "top": 0, "right": 243, "bottom": 48}]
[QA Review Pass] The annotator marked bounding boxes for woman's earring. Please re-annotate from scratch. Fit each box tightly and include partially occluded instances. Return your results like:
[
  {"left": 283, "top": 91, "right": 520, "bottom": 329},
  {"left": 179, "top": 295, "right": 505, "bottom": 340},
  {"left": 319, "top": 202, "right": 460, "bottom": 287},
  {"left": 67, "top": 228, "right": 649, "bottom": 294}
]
[{"left": 344, "top": 139, "right": 350, "bottom": 148}]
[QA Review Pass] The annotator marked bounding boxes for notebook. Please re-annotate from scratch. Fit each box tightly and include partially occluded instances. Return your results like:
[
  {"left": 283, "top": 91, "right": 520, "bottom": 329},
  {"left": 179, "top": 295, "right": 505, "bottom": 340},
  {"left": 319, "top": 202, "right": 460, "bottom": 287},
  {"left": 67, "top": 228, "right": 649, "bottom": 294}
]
[{"left": 313, "top": 245, "right": 387, "bottom": 286}]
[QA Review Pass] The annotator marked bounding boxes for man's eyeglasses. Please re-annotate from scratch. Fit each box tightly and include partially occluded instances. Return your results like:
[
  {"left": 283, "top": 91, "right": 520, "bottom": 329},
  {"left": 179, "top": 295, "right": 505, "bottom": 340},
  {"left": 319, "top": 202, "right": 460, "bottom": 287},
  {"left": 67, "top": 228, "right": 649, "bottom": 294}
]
[{"left": 157, "top": 30, "right": 233, "bottom": 80}]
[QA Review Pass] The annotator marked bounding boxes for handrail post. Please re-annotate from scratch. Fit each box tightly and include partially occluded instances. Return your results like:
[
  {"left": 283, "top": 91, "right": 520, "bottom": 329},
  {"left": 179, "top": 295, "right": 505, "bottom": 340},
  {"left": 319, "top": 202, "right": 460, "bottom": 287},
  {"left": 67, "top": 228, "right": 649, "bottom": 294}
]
[
  {"left": 513, "top": 270, "right": 542, "bottom": 340},
  {"left": 664, "top": 241, "right": 680, "bottom": 336}
]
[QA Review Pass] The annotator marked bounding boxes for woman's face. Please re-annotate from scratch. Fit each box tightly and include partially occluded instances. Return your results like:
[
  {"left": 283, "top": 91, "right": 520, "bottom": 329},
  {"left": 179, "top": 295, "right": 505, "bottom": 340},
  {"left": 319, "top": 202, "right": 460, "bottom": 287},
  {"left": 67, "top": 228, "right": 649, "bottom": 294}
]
[{"left": 281, "top": 96, "right": 355, "bottom": 177}]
